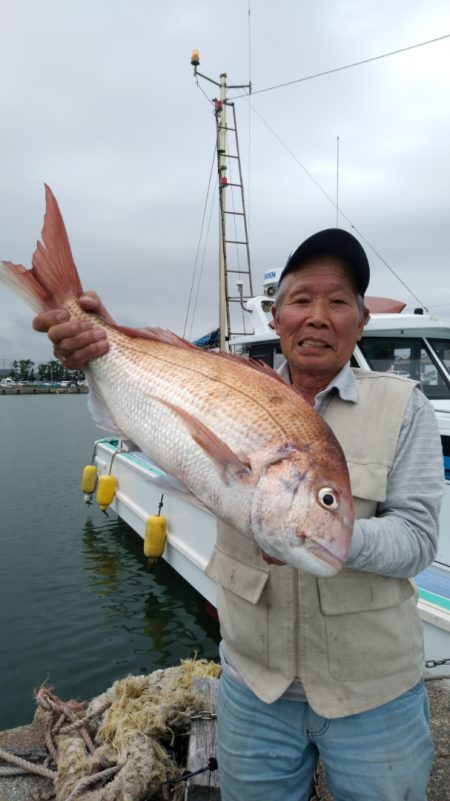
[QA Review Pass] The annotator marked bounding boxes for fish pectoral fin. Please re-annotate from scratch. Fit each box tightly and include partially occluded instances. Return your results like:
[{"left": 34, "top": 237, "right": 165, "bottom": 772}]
[
  {"left": 86, "top": 369, "right": 128, "bottom": 437},
  {"left": 152, "top": 396, "right": 252, "bottom": 481}
]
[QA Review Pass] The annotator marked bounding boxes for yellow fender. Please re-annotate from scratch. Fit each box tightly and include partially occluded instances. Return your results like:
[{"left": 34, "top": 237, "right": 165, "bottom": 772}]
[
  {"left": 96, "top": 475, "right": 116, "bottom": 512},
  {"left": 81, "top": 464, "right": 97, "bottom": 496},
  {"left": 144, "top": 515, "right": 167, "bottom": 561}
]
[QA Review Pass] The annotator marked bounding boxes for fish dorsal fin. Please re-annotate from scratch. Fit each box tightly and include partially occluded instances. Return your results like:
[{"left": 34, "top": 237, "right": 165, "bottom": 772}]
[
  {"left": 151, "top": 395, "right": 252, "bottom": 481},
  {"left": 209, "top": 350, "right": 288, "bottom": 386},
  {"left": 111, "top": 325, "right": 199, "bottom": 349},
  {"left": 110, "top": 325, "right": 289, "bottom": 389}
]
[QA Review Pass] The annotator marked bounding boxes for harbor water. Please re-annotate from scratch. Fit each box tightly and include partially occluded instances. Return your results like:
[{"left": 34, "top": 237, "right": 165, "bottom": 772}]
[{"left": 0, "top": 394, "right": 220, "bottom": 730}]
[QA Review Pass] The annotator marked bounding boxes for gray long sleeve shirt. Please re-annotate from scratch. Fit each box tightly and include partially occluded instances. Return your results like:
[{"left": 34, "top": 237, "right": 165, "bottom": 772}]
[{"left": 277, "top": 361, "right": 445, "bottom": 579}]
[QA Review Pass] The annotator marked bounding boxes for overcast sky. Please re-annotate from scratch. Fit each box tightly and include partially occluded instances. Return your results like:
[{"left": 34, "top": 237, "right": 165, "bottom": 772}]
[{"left": 1, "top": 0, "right": 449, "bottom": 366}]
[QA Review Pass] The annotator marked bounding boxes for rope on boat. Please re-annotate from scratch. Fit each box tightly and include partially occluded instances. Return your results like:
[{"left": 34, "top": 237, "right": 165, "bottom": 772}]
[{"left": 0, "top": 659, "right": 221, "bottom": 801}]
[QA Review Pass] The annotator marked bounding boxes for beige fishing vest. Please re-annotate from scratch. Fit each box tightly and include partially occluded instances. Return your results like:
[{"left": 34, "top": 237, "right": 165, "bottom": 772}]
[{"left": 205, "top": 371, "right": 424, "bottom": 718}]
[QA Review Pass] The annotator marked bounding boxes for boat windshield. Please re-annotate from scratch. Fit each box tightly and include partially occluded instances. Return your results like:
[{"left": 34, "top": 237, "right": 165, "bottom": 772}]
[{"left": 359, "top": 336, "right": 450, "bottom": 400}]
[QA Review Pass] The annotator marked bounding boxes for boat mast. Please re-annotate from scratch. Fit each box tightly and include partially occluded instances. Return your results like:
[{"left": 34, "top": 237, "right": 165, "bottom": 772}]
[
  {"left": 191, "top": 52, "right": 252, "bottom": 350},
  {"left": 217, "top": 73, "right": 228, "bottom": 350}
]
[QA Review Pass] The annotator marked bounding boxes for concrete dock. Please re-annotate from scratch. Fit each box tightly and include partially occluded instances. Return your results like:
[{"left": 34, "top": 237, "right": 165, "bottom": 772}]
[{"left": 0, "top": 674, "right": 448, "bottom": 801}]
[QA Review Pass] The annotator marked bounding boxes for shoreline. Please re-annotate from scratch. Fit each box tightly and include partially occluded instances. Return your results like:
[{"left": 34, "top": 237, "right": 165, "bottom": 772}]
[{"left": 0, "top": 386, "right": 88, "bottom": 395}]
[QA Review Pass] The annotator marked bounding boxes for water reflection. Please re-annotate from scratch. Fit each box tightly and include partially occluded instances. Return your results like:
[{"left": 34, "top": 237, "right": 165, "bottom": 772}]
[
  {"left": 80, "top": 513, "right": 220, "bottom": 670},
  {"left": 82, "top": 517, "right": 121, "bottom": 593}
]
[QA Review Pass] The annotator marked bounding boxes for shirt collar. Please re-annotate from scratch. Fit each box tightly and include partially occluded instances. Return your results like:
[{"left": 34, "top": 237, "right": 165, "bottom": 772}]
[{"left": 277, "top": 360, "right": 358, "bottom": 404}]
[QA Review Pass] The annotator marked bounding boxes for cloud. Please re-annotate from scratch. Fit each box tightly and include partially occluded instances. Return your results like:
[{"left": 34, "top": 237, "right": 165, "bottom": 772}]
[{"left": 1, "top": 0, "right": 450, "bottom": 364}]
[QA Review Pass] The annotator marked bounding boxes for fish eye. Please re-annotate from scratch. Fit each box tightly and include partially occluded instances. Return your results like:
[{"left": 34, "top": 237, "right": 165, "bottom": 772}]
[{"left": 317, "top": 488, "right": 338, "bottom": 510}]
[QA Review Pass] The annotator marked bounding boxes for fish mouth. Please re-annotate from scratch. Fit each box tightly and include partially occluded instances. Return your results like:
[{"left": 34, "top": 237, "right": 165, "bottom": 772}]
[{"left": 306, "top": 541, "right": 344, "bottom": 571}]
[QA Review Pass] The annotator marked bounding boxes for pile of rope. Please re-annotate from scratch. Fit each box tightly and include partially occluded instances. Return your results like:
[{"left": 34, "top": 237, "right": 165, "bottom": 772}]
[{"left": 0, "top": 659, "right": 221, "bottom": 801}]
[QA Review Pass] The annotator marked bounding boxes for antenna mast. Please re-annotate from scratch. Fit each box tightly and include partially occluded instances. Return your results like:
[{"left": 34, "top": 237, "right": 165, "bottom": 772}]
[{"left": 191, "top": 51, "right": 252, "bottom": 351}]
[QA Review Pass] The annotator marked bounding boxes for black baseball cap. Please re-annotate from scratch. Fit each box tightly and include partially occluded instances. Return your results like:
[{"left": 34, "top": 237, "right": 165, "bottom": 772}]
[{"left": 279, "top": 228, "right": 370, "bottom": 296}]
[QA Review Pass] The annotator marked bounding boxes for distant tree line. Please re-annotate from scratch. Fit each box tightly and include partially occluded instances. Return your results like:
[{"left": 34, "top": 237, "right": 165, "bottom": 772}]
[{"left": 5, "top": 358, "right": 85, "bottom": 383}]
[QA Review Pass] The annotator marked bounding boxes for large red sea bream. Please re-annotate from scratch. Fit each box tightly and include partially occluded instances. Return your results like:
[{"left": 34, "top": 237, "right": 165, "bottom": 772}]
[{"left": 0, "top": 186, "right": 354, "bottom": 576}]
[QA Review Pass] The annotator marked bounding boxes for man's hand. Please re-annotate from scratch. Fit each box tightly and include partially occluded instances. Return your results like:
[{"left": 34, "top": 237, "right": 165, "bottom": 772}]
[{"left": 32, "top": 292, "right": 114, "bottom": 371}]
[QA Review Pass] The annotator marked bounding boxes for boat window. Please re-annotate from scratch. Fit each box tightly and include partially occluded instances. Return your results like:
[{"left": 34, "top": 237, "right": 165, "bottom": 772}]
[
  {"left": 359, "top": 337, "right": 450, "bottom": 400},
  {"left": 237, "top": 341, "right": 283, "bottom": 369},
  {"left": 428, "top": 339, "right": 450, "bottom": 376}
]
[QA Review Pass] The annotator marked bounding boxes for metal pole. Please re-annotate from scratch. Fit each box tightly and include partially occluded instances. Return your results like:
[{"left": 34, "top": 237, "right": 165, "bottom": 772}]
[
  {"left": 218, "top": 73, "right": 228, "bottom": 350},
  {"left": 336, "top": 135, "right": 340, "bottom": 228}
]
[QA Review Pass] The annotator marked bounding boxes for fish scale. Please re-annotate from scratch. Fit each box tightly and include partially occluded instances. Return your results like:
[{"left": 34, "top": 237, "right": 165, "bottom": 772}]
[{"left": 0, "top": 185, "right": 355, "bottom": 576}]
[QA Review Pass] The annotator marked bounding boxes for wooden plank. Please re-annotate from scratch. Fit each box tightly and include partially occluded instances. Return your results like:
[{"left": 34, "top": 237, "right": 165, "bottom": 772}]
[{"left": 185, "top": 677, "right": 221, "bottom": 800}]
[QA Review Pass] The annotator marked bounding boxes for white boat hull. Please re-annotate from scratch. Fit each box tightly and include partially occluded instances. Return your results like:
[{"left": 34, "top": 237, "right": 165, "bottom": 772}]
[
  {"left": 420, "top": 600, "right": 450, "bottom": 669},
  {"left": 416, "top": 563, "right": 450, "bottom": 675}
]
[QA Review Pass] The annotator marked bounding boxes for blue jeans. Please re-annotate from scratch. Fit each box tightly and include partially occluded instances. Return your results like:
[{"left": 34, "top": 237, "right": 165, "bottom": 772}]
[{"left": 217, "top": 672, "right": 434, "bottom": 801}]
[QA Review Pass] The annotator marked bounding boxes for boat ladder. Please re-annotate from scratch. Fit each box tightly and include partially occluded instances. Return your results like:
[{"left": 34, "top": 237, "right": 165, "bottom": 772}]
[{"left": 215, "top": 99, "right": 254, "bottom": 343}]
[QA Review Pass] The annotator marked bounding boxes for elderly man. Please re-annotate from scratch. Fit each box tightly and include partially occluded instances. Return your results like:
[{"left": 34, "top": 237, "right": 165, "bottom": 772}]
[{"left": 33, "top": 229, "right": 445, "bottom": 801}]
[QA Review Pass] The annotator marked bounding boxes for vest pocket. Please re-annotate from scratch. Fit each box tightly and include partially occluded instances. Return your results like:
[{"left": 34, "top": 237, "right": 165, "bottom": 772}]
[
  {"left": 206, "top": 546, "right": 269, "bottom": 603},
  {"left": 346, "top": 461, "right": 389, "bottom": 519},
  {"left": 206, "top": 547, "right": 270, "bottom": 665},
  {"left": 317, "top": 573, "right": 421, "bottom": 680},
  {"left": 347, "top": 460, "right": 388, "bottom": 502},
  {"left": 317, "top": 572, "right": 416, "bottom": 614}
]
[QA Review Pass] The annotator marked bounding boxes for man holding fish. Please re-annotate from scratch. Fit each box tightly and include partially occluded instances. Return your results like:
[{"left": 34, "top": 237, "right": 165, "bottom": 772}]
[{"left": 28, "top": 218, "right": 445, "bottom": 800}]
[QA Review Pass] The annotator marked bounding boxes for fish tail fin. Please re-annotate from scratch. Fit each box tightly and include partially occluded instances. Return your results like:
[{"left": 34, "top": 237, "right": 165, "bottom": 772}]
[{"left": 0, "top": 184, "right": 83, "bottom": 312}]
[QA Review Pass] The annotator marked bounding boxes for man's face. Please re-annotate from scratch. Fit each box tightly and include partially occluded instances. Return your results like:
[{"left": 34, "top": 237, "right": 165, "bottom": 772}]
[{"left": 271, "top": 257, "right": 369, "bottom": 381}]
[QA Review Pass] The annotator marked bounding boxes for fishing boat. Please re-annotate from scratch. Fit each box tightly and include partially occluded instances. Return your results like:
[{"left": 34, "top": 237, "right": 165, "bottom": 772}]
[{"left": 89, "top": 60, "right": 450, "bottom": 675}]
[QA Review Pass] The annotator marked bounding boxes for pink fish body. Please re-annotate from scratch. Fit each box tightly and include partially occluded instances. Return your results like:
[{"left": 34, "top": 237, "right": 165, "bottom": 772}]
[{"left": 0, "top": 187, "right": 354, "bottom": 576}]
